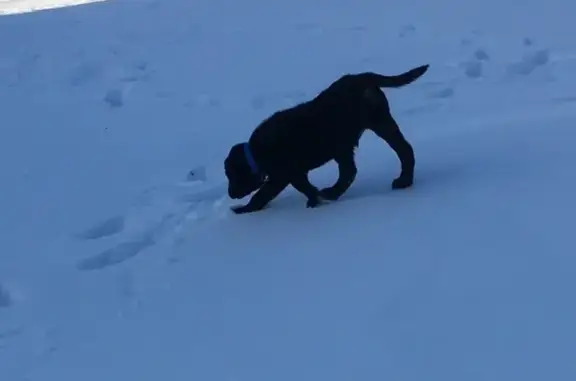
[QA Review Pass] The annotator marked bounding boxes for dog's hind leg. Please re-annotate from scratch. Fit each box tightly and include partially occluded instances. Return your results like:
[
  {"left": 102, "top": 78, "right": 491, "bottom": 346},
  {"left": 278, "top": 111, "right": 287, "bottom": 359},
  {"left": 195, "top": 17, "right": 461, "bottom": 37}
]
[
  {"left": 319, "top": 151, "right": 358, "bottom": 201},
  {"left": 371, "top": 114, "right": 415, "bottom": 189}
]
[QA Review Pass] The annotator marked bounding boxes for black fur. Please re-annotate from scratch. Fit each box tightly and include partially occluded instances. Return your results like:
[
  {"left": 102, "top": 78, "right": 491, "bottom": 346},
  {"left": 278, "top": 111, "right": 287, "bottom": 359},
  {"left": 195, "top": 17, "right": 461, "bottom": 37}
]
[{"left": 224, "top": 64, "right": 429, "bottom": 214}]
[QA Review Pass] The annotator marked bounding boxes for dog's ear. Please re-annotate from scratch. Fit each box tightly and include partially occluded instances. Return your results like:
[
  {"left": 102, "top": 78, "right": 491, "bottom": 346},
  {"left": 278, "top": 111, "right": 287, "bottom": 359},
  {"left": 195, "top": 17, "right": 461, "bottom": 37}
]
[
  {"left": 224, "top": 143, "right": 266, "bottom": 199},
  {"left": 227, "top": 143, "right": 260, "bottom": 176},
  {"left": 225, "top": 145, "right": 244, "bottom": 178}
]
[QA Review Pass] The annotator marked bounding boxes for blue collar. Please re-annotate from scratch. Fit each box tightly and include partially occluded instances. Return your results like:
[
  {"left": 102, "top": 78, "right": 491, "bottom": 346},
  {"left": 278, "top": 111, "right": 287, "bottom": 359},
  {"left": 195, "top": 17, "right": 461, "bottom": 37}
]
[{"left": 242, "top": 142, "right": 260, "bottom": 175}]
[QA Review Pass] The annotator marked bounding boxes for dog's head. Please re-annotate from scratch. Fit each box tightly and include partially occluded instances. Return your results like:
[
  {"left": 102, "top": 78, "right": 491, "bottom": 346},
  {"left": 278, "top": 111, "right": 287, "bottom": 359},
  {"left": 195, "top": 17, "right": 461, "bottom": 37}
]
[{"left": 224, "top": 143, "right": 265, "bottom": 199}]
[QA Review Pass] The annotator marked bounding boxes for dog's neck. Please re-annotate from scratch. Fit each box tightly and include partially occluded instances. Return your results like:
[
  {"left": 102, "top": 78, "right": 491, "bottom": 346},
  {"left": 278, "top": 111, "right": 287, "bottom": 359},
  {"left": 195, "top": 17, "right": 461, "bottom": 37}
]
[{"left": 242, "top": 142, "right": 260, "bottom": 175}]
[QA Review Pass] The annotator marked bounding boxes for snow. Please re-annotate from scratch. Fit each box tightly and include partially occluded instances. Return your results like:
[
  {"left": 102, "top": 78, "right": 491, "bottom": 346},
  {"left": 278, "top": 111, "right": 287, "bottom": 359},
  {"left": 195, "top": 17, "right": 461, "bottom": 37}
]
[
  {"left": 0, "top": 0, "right": 104, "bottom": 15},
  {"left": 1, "top": 0, "right": 576, "bottom": 380}
]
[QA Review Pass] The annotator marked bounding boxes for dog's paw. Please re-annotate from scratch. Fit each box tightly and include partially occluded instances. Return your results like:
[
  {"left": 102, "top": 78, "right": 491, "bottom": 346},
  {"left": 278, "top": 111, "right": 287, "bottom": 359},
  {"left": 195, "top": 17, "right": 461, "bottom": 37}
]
[
  {"left": 391, "top": 176, "right": 413, "bottom": 190},
  {"left": 306, "top": 196, "right": 322, "bottom": 208},
  {"left": 319, "top": 187, "right": 341, "bottom": 201},
  {"left": 231, "top": 203, "right": 268, "bottom": 214}
]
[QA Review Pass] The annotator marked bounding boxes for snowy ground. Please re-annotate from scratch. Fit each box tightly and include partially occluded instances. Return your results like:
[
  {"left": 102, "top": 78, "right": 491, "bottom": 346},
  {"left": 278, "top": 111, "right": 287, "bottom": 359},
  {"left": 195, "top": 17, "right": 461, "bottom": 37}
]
[
  {"left": 0, "top": 0, "right": 104, "bottom": 15},
  {"left": 2, "top": 0, "right": 576, "bottom": 380}
]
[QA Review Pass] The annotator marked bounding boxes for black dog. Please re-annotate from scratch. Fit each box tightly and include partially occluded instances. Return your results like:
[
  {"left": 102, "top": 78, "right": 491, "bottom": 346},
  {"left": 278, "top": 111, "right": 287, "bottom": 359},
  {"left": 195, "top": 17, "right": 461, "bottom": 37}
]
[{"left": 224, "top": 64, "right": 429, "bottom": 214}]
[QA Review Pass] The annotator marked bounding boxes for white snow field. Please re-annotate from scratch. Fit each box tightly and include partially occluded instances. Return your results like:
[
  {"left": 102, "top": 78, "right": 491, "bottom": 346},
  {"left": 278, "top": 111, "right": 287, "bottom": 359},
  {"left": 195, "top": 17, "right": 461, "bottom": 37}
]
[
  {"left": 0, "top": 0, "right": 105, "bottom": 15},
  {"left": 2, "top": 0, "right": 576, "bottom": 380}
]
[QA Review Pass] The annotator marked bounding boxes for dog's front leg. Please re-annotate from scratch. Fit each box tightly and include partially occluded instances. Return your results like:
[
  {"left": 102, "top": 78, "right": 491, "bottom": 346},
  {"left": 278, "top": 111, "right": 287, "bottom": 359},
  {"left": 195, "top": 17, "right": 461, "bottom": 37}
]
[
  {"left": 319, "top": 152, "right": 357, "bottom": 201},
  {"left": 231, "top": 178, "right": 289, "bottom": 214},
  {"left": 290, "top": 174, "right": 322, "bottom": 208}
]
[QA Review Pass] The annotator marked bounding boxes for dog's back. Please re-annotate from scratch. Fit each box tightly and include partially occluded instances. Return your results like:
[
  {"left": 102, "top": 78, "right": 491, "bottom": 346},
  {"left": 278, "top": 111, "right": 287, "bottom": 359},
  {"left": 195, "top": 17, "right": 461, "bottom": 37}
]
[{"left": 249, "top": 64, "right": 429, "bottom": 174}]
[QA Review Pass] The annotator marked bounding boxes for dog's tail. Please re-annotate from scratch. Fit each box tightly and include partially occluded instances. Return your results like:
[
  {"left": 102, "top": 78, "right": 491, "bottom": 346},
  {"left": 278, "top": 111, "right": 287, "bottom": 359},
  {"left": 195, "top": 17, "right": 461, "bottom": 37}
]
[{"left": 355, "top": 64, "right": 429, "bottom": 89}]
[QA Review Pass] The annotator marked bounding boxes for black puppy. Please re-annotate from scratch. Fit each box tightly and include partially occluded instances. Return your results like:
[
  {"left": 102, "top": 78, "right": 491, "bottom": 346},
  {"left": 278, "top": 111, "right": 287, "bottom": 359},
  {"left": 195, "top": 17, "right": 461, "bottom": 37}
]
[{"left": 225, "top": 64, "right": 429, "bottom": 214}]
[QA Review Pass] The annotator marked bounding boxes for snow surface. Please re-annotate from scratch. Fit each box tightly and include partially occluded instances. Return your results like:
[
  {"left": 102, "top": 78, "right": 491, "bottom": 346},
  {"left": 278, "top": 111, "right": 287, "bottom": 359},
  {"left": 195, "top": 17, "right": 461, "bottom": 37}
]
[
  {"left": 0, "top": 0, "right": 104, "bottom": 15},
  {"left": 2, "top": 0, "right": 576, "bottom": 380}
]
